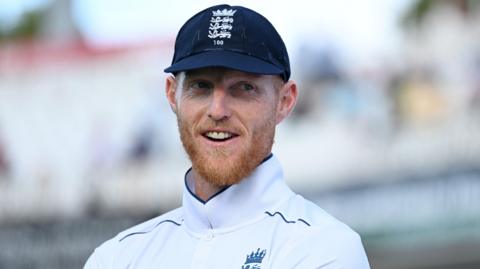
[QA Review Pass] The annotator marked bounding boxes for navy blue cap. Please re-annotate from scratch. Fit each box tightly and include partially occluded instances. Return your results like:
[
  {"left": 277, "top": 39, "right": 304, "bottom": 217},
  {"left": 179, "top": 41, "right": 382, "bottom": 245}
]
[{"left": 164, "top": 4, "right": 290, "bottom": 81}]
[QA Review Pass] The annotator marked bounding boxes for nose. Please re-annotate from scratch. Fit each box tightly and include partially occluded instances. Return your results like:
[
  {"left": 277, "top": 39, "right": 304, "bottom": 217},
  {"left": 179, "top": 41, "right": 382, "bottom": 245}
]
[{"left": 207, "top": 88, "right": 231, "bottom": 121}]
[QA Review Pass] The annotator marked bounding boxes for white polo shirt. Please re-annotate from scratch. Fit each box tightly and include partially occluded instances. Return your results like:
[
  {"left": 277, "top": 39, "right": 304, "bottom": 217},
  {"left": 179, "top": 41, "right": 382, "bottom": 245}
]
[{"left": 84, "top": 155, "right": 370, "bottom": 269}]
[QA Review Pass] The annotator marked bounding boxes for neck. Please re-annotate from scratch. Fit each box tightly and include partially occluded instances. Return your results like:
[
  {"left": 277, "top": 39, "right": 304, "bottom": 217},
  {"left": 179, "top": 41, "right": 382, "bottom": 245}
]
[{"left": 192, "top": 169, "right": 225, "bottom": 202}]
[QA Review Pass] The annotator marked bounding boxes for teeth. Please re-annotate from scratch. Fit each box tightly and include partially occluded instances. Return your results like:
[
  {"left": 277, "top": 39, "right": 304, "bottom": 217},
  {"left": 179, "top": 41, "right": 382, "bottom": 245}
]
[{"left": 205, "top": 131, "right": 233, "bottom": 140}]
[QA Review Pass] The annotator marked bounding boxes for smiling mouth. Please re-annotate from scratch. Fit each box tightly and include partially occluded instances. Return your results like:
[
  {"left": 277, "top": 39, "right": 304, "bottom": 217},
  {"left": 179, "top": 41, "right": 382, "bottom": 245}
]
[{"left": 203, "top": 131, "right": 239, "bottom": 142}]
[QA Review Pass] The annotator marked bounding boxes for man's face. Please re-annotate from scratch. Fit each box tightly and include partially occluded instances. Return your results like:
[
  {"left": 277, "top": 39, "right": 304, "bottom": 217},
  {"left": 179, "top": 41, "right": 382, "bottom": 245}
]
[{"left": 166, "top": 68, "right": 295, "bottom": 188}]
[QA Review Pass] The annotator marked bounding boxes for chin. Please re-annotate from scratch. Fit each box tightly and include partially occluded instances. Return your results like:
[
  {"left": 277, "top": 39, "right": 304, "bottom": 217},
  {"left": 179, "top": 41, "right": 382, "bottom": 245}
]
[{"left": 193, "top": 147, "right": 253, "bottom": 187}]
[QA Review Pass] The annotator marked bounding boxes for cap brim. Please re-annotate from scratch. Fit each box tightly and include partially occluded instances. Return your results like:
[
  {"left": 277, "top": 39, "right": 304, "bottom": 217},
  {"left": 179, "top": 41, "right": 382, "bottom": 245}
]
[{"left": 164, "top": 50, "right": 283, "bottom": 76}]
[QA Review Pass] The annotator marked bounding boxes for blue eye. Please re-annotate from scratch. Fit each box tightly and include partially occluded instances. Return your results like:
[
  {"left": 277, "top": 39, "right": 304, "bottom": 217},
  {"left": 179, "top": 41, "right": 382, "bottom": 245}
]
[
  {"left": 192, "top": 81, "right": 211, "bottom": 89},
  {"left": 230, "top": 82, "right": 259, "bottom": 97},
  {"left": 187, "top": 81, "right": 213, "bottom": 94},
  {"left": 242, "top": 83, "right": 255, "bottom": 91}
]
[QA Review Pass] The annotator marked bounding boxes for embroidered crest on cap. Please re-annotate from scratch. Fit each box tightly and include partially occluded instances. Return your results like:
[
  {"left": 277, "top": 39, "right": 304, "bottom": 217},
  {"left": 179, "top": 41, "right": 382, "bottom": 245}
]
[{"left": 208, "top": 9, "right": 237, "bottom": 43}]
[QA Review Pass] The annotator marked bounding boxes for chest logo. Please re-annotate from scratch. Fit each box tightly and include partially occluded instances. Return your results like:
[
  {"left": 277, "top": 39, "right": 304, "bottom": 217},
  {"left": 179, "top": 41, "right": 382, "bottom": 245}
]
[{"left": 241, "top": 248, "right": 266, "bottom": 269}]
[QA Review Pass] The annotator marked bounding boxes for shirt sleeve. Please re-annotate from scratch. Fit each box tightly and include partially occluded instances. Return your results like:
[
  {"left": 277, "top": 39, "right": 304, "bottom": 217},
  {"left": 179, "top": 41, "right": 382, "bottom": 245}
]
[
  {"left": 329, "top": 232, "right": 370, "bottom": 269},
  {"left": 269, "top": 226, "right": 370, "bottom": 269},
  {"left": 83, "top": 249, "right": 101, "bottom": 269},
  {"left": 83, "top": 242, "right": 114, "bottom": 269}
]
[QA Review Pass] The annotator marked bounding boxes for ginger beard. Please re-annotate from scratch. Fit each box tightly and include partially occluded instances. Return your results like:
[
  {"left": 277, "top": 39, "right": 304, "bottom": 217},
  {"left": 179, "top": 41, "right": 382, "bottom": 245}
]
[{"left": 177, "top": 111, "right": 276, "bottom": 188}]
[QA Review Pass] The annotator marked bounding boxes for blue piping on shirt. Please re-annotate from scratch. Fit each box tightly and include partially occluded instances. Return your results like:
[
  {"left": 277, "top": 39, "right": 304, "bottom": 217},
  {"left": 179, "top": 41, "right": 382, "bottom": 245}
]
[
  {"left": 119, "top": 219, "right": 182, "bottom": 242},
  {"left": 265, "top": 211, "right": 311, "bottom": 227}
]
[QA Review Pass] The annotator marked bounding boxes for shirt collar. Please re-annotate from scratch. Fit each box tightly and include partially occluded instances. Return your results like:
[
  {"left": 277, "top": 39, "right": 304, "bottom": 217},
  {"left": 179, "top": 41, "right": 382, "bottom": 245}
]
[{"left": 182, "top": 154, "right": 294, "bottom": 234}]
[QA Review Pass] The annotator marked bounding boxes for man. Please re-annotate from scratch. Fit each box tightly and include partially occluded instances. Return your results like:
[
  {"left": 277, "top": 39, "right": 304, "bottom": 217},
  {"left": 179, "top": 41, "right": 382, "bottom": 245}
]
[{"left": 85, "top": 4, "right": 370, "bottom": 269}]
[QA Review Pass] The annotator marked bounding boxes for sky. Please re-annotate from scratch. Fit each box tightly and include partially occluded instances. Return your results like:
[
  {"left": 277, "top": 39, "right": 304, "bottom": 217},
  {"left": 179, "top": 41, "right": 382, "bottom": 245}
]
[
  {"left": 1, "top": 0, "right": 414, "bottom": 66},
  {"left": 71, "top": 0, "right": 412, "bottom": 53}
]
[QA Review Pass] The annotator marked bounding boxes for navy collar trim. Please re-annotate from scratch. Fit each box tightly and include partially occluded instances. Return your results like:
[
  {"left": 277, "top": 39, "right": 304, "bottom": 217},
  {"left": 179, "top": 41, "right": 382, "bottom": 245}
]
[
  {"left": 184, "top": 168, "right": 231, "bottom": 205},
  {"left": 261, "top": 153, "right": 273, "bottom": 164}
]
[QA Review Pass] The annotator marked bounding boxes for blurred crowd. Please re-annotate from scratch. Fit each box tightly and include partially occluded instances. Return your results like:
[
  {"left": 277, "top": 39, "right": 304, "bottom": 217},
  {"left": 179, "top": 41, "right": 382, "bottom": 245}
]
[{"left": 0, "top": 0, "right": 479, "bottom": 222}]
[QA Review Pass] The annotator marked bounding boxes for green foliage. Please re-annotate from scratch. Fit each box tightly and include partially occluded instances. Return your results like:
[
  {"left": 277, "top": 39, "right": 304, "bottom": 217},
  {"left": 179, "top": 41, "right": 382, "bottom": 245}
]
[
  {"left": 401, "top": 0, "right": 480, "bottom": 29},
  {"left": 0, "top": 9, "right": 46, "bottom": 41},
  {"left": 401, "top": 0, "right": 436, "bottom": 28}
]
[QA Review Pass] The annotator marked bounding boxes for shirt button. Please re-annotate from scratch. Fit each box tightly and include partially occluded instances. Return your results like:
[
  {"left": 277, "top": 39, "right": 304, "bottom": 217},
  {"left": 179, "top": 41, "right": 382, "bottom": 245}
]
[{"left": 205, "top": 232, "right": 214, "bottom": 240}]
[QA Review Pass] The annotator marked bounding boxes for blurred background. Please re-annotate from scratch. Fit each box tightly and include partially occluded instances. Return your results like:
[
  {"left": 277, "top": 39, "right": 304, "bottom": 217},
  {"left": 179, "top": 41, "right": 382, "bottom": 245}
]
[{"left": 1, "top": 0, "right": 480, "bottom": 268}]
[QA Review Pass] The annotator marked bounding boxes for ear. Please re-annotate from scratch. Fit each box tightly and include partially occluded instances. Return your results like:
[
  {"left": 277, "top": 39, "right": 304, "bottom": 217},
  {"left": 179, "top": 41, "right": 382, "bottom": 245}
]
[
  {"left": 276, "top": 80, "right": 298, "bottom": 124},
  {"left": 165, "top": 75, "right": 178, "bottom": 114}
]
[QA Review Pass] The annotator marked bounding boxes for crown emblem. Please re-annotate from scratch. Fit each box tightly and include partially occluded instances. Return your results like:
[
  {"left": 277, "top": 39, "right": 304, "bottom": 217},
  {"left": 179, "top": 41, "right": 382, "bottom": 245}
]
[
  {"left": 212, "top": 9, "right": 237, "bottom": 17},
  {"left": 241, "top": 248, "right": 266, "bottom": 269}
]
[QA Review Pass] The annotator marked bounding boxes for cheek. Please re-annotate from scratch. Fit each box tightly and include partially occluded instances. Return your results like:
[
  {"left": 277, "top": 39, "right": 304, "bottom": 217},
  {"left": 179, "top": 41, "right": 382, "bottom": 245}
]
[
  {"left": 242, "top": 105, "right": 277, "bottom": 132},
  {"left": 177, "top": 103, "right": 205, "bottom": 131}
]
